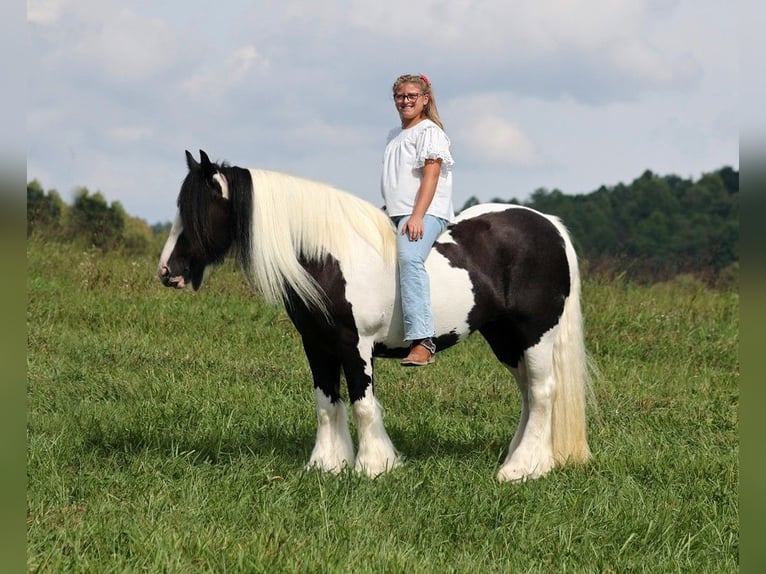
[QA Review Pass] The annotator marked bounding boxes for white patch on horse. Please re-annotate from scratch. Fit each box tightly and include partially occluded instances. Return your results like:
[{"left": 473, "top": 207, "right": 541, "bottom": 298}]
[
  {"left": 213, "top": 172, "right": 229, "bottom": 199},
  {"left": 158, "top": 212, "right": 183, "bottom": 279},
  {"left": 456, "top": 202, "right": 517, "bottom": 220},
  {"left": 342, "top": 242, "right": 399, "bottom": 341},
  {"left": 426, "top": 246, "right": 474, "bottom": 341},
  {"left": 306, "top": 388, "right": 354, "bottom": 473}
]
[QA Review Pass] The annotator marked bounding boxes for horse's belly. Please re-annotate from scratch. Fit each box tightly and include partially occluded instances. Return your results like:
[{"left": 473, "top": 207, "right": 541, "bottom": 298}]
[{"left": 341, "top": 250, "right": 474, "bottom": 348}]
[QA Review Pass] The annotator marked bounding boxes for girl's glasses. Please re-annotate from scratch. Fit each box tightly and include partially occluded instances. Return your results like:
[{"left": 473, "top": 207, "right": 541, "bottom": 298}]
[{"left": 393, "top": 93, "right": 422, "bottom": 103}]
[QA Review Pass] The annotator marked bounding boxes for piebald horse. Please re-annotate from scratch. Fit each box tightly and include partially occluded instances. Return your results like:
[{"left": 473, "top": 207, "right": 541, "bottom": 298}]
[{"left": 158, "top": 150, "right": 591, "bottom": 482}]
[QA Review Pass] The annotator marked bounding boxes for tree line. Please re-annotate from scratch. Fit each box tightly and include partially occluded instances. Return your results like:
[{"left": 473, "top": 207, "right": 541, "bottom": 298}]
[{"left": 28, "top": 166, "right": 738, "bottom": 285}]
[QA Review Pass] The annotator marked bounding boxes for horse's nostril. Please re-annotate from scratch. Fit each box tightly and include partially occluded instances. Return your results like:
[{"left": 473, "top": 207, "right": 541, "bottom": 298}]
[{"left": 159, "top": 264, "right": 170, "bottom": 279}]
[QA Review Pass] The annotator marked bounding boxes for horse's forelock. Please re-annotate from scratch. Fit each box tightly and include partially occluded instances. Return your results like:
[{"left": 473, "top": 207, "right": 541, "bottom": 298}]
[{"left": 178, "top": 168, "right": 218, "bottom": 252}]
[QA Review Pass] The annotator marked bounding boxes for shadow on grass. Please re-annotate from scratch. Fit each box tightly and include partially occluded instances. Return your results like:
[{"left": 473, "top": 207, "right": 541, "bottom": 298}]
[
  {"left": 74, "top": 410, "right": 511, "bottom": 470},
  {"left": 76, "top": 417, "right": 317, "bottom": 468},
  {"left": 387, "top": 426, "right": 510, "bottom": 466}
]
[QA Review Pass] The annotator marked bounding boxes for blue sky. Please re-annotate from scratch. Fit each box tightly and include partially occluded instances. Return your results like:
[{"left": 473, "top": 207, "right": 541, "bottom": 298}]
[{"left": 27, "top": 0, "right": 738, "bottom": 225}]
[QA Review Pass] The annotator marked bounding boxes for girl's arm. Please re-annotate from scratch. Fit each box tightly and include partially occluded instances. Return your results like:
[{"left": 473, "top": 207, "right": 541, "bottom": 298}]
[{"left": 402, "top": 158, "right": 442, "bottom": 240}]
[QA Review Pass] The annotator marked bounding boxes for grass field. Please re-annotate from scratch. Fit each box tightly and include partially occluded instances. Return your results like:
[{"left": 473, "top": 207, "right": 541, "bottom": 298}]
[{"left": 27, "top": 239, "right": 739, "bottom": 573}]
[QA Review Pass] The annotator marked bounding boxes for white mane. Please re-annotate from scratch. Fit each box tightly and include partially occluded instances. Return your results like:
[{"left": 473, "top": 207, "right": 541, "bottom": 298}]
[{"left": 245, "top": 169, "right": 396, "bottom": 316}]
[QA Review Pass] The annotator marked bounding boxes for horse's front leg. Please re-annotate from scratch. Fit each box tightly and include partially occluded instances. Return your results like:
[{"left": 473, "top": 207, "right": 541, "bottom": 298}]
[
  {"left": 303, "top": 340, "right": 355, "bottom": 473},
  {"left": 344, "top": 341, "right": 400, "bottom": 477}
]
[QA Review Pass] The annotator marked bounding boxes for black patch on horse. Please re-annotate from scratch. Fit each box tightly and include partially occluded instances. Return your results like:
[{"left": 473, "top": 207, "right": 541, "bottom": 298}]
[{"left": 436, "top": 209, "right": 570, "bottom": 366}]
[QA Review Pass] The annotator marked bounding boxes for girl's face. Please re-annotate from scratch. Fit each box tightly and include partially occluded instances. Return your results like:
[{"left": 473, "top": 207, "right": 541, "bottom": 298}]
[{"left": 393, "top": 82, "right": 429, "bottom": 127}]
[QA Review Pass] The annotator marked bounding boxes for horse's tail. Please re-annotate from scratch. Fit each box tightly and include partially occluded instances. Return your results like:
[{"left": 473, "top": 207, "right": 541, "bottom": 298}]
[{"left": 549, "top": 220, "right": 592, "bottom": 466}]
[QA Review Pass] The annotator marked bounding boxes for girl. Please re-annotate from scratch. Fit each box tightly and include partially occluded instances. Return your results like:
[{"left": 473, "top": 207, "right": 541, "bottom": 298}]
[{"left": 381, "top": 73, "right": 455, "bottom": 366}]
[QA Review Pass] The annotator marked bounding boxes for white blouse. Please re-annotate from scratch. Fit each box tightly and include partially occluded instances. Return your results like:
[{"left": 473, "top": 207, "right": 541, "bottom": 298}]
[{"left": 380, "top": 119, "right": 455, "bottom": 222}]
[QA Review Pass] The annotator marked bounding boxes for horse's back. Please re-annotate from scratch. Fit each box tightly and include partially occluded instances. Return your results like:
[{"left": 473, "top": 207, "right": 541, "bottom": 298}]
[{"left": 441, "top": 204, "right": 571, "bottom": 291}]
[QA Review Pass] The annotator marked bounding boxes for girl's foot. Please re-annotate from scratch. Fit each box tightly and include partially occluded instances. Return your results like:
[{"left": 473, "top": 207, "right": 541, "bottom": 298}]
[{"left": 400, "top": 338, "right": 436, "bottom": 366}]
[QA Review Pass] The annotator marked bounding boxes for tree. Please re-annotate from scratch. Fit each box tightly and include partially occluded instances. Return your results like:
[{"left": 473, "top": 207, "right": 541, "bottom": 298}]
[
  {"left": 68, "top": 187, "right": 126, "bottom": 251},
  {"left": 458, "top": 196, "right": 480, "bottom": 213},
  {"left": 121, "top": 216, "right": 155, "bottom": 256},
  {"left": 27, "top": 180, "right": 65, "bottom": 237}
]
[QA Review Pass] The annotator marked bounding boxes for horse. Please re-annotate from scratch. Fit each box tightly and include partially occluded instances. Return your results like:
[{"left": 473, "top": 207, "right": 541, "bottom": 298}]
[{"left": 158, "top": 150, "right": 591, "bottom": 482}]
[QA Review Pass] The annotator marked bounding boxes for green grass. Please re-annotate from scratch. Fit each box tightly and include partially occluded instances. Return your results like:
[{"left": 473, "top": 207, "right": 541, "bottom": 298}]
[{"left": 27, "top": 240, "right": 739, "bottom": 573}]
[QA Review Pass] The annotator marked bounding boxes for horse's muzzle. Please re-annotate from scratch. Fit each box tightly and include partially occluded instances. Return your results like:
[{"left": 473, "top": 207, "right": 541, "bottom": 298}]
[{"left": 158, "top": 264, "right": 186, "bottom": 289}]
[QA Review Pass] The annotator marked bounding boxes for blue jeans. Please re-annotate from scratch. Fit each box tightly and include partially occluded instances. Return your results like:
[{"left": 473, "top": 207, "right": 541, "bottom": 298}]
[{"left": 391, "top": 215, "right": 449, "bottom": 341}]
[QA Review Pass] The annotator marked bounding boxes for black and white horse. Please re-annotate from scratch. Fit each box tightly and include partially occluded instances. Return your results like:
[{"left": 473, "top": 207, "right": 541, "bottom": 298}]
[{"left": 158, "top": 150, "right": 591, "bottom": 482}]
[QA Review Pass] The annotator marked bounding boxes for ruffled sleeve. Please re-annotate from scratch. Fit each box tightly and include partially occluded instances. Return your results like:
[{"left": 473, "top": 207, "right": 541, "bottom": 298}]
[{"left": 414, "top": 125, "right": 454, "bottom": 173}]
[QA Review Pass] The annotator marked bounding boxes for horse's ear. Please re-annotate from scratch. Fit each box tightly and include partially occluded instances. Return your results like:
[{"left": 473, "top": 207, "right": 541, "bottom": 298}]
[
  {"left": 199, "top": 150, "right": 216, "bottom": 177},
  {"left": 185, "top": 150, "right": 199, "bottom": 171}
]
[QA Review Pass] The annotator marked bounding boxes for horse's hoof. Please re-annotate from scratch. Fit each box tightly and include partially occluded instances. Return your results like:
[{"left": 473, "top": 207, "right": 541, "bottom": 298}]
[
  {"left": 305, "top": 459, "right": 352, "bottom": 474},
  {"left": 496, "top": 462, "right": 551, "bottom": 483},
  {"left": 355, "top": 456, "right": 401, "bottom": 478}
]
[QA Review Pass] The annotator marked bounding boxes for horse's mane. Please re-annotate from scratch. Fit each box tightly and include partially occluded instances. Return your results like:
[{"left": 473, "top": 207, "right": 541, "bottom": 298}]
[{"left": 232, "top": 168, "right": 397, "bottom": 316}]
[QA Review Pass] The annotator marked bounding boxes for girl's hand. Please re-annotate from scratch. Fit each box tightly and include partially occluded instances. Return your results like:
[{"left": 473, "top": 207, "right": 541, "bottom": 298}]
[
  {"left": 403, "top": 214, "right": 424, "bottom": 241},
  {"left": 403, "top": 158, "right": 440, "bottom": 241}
]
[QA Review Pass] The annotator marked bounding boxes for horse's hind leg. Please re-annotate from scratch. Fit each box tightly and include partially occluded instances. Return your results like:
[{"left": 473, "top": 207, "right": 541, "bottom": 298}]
[
  {"left": 344, "top": 340, "right": 400, "bottom": 477},
  {"left": 480, "top": 322, "right": 556, "bottom": 482},
  {"left": 496, "top": 332, "right": 557, "bottom": 482},
  {"left": 303, "top": 340, "right": 355, "bottom": 473}
]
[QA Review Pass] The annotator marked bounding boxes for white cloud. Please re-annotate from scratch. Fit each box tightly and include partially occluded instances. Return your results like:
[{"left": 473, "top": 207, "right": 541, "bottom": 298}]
[
  {"left": 456, "top": 115, "right": 540, "bottom": 167},
  {"left": 29, "top": 1, "right": 184, "bottom": 84},
  {"left": 449, "top": 95, "right": 541, "bottom": 167},
  {"left": 27, "top": 0, "right": 63, "bottom": 25},
  {"left": 340, "top": 0, "right": 696, "bottom": 95},
  {"left": 108, "top": 125, "right": 154, "bottom": 144},
  {"left": 73, "top": 9, "right": 181, "bottom": 83},
  {"left": 182, "top": 45, "right": 269, "bottom": 99}
]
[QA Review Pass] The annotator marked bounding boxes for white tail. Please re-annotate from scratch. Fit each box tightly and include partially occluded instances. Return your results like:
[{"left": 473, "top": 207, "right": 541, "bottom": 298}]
[{"left": 550, "top": 227, "right": 592, "bottom": 465}]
